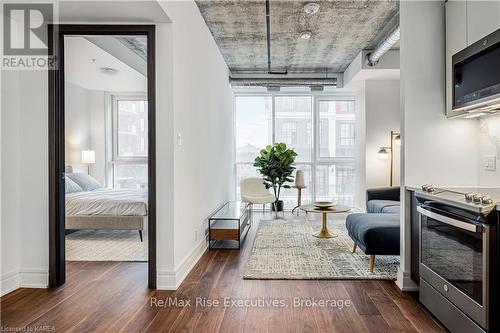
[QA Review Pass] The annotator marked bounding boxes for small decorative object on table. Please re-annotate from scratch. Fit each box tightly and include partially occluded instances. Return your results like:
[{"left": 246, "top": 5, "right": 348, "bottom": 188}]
[
  {"left": 291, "top": 169, "right": 307, "bottom": 216},
  {"left": 313, "top": 201, "right": 336, "bottom": 209}
]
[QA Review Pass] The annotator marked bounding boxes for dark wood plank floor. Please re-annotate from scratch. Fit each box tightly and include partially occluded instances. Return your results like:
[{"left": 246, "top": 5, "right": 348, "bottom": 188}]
[{"left": 1, "top": 213, "right": 445, "bottom": 332}]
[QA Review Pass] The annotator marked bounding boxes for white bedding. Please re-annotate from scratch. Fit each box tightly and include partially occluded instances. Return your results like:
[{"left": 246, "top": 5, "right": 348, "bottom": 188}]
[{"left": 66, "top": 188, "right": 148, "bottom": 216}]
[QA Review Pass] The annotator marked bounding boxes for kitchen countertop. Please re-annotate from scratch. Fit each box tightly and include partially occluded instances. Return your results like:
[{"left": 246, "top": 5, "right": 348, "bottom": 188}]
[{"left": 406, "top": 185, "right": 500, "bottom": 211}]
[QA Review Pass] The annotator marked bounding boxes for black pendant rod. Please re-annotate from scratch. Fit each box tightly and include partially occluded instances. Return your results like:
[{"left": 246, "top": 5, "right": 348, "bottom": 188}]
[
  {"left": 265, "top": 0, "right": 287, "bottom": 75},
  {"left": 265, "top": 0, "right": 271, "bottom": 73}
]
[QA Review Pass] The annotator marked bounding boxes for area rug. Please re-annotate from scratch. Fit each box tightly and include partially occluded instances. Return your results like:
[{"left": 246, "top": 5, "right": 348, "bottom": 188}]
[
  {"left": 244, "top": 216, "right": 399, "bottom": 280},
  {"left": 66, "top": 230, "right": 148, "bottom": 261}
]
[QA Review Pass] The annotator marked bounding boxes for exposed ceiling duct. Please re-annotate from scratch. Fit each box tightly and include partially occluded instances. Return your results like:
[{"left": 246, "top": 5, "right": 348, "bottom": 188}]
[
  {"left": 229, "top": 77, "right": 337, "bottom": 88},
  {"left": 366, "top": 25, "right": 400, "bottom": 66}
]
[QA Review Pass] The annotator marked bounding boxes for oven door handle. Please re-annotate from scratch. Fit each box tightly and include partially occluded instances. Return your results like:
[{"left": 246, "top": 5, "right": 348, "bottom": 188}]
[{"left": 417, "top": 206, "right": 483, "bottom": 233}]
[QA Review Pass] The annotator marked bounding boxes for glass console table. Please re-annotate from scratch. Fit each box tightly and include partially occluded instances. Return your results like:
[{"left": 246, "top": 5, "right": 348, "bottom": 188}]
[{"left": 208, "top": 202, "right": 251, "bottom": 250}]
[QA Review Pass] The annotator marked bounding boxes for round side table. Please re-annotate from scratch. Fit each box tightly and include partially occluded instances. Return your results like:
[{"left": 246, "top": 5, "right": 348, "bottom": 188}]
[{"left": 299, "top": 204, "right": 351, "bottom": 238}]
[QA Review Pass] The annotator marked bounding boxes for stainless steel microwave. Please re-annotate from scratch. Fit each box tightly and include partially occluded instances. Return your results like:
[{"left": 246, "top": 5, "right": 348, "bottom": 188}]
[{"left": 452, "top": 28, "right": 500, "bottom": 115}]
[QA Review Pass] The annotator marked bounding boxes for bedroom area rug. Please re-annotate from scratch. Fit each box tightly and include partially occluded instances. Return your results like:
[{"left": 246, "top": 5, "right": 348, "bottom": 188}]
[
  {"left": 66, "top": 230, "right": 148, "bottom": 261},
  {"left": 244, "top": 216, "right": 399, "bottom": 280}
]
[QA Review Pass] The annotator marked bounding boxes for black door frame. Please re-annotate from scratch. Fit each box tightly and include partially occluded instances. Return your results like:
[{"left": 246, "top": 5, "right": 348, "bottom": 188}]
[{"left": 48, "top": 24, "right": 156, "bottom": 288}]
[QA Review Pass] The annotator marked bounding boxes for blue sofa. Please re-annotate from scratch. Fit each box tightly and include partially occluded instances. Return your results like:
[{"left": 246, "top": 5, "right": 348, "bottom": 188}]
[{"left": 345, "top": 187, "right": 400, "bottom": 272}]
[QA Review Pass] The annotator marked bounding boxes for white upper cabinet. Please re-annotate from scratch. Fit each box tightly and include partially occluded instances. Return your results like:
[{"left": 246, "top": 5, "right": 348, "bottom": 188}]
[
  {"left": 446, "top": 0, "right": 467, "bottom": 117},
  {"left": 446, "top": 0, "right": 467, "bottom": 54},
  {"left": 467, "top": 1, "right": 500, "bottom": 46}
]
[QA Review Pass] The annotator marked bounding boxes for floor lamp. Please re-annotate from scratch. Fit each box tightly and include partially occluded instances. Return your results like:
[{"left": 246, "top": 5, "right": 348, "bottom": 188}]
[{"left": 377, "top": 131, "right": 400, "bottom": 186}]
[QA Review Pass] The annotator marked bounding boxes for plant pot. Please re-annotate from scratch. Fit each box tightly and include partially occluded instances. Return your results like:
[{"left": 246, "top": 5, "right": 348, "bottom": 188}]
[{"left": 271, "top": 200, "right": 284, "bottom": 212}]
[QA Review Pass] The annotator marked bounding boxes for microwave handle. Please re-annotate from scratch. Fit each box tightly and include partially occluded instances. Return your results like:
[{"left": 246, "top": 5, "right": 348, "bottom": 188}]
[{"left": 417, "top": 206, "right": 482, "bottom": 233}]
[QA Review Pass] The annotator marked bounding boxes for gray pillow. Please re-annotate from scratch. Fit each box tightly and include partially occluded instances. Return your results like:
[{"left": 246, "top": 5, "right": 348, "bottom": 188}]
[
  {"left": 65, "top": 176, "right": 83, "bottom": 193},
  {"left": 67, "top": 173, "right": 102, "bottom": 191}
]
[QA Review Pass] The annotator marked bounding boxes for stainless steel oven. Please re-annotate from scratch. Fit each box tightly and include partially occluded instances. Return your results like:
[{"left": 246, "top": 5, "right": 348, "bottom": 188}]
[{"left": 418, "top": 202, "right": 495, "bottom": 330}]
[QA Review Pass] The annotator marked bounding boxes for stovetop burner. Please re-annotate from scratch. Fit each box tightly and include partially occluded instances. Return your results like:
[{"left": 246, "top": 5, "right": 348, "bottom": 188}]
[{"left": 418, "top": 185, "right": 500, "bottom": 214}]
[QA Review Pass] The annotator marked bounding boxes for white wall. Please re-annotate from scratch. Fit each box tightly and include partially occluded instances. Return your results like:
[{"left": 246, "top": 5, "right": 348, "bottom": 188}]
[
  {"left": 1, "top": 71, "right": 22, "bottom": 295},
  {"left": 65, "top": 82, "right": 91, "bottom": 173},
  {"left": 1, "top": 70, "right": 50, "bottom": 295},
  {"left": 351, "top": 79, "right": 400, "bottom": 210},
  {"left": 154, "top": 22, "right": 176, "bottom": 286},
  {"left": 398, "top": 0, "right": 479, "bottom": 290},
  {"left": 365, "top": 80, "right": 400, "bottom": 189},
  {"left": 402, "top": 1, "right": 478, "bottom": 189},
  {"left": 88, "top": 91, "right": 107, "bottom": 186},
  {"left": 1, "top": 1, "right": 234, "bottom": 294},
  {"left": 157, "top": 1, "right": 234, "bottom": 289},
  {"left": 64, "top": 82, "right": 107, "bottom": 184},
  {"left": 477, "top": 116, "right": 500, "bottom": 186},
  {"left": 353, "top": 81, "right": 367, "bottom": 209}
]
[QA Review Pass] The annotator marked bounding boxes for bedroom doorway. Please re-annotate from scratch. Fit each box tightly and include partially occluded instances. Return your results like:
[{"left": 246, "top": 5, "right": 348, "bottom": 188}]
[{"left": 48, "top": 25, "right": 156, "bottom": 288}]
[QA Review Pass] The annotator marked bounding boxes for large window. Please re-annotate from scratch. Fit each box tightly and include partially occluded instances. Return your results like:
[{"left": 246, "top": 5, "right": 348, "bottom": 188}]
[
  {"left": 235, "top": 94, "right": 356, "bottom": 208},
  {"left": 112, "top": 96, "right": 148, "bottom": 189},
  {"left": 235, "top": 96, "right": 272, "bottom": 200},
  {"left": 318, "top": 100, "right": 355, "bottom": 158}
]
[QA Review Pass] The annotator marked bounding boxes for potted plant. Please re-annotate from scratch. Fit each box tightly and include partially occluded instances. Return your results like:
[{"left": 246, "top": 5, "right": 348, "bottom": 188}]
[{"left": 253, "top": 143, "right": 297, "bottom": 212}]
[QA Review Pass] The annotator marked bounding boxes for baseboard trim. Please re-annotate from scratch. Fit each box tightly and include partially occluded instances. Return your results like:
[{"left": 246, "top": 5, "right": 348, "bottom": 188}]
[
  {"left": 20, "top": 269, "right": 49, "bottom": 288},
  {"left": 1, "top": 268, "right": 48, "bottom": 296},
  {"left": 157, "top": 237, "right": 208, "bottom": 290},
  {"left": 1, "top": 270, "right": 20, "bottom": 296},
  {"left": 396, "top": 268, "right": 419, "bottom": 291}
]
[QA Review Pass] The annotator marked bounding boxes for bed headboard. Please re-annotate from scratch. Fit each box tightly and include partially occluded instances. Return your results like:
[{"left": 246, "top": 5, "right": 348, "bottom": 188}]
[{"left": 65, "top": 165, "right": 73, "bottom": 173}]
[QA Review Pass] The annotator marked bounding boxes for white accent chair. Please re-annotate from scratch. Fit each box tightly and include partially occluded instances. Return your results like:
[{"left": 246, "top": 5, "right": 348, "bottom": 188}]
[{"left": 240, "top": 177, "right": 276, "bottom": 211}]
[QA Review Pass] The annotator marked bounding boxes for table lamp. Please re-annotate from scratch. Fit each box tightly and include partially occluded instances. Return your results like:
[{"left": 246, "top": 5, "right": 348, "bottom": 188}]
[
  {"left": 295, "top": 170, "right": 305, "bottom": 188},
  {"left": 81, "top": 150, "right": 95, "bottom": 175},
  {"left": 292, "top": 170, "right": 307, "bottom": 215}
]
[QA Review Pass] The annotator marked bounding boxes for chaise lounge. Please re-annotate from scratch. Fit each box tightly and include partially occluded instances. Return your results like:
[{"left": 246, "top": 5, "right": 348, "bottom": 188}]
[{"left": 345, "top": 187, "right": 400, "bottom": 272}]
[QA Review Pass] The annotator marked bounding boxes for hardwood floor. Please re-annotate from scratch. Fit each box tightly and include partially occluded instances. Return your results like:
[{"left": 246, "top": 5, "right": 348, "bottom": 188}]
[{"left": 1, "top": 212, "right": 445, "bottom": 332}]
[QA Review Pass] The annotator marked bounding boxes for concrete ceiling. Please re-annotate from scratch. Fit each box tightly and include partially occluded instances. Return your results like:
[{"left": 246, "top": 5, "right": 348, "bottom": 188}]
[
  {"left": 58, "top": 1, "right": 170, "bottom": 23},
  {"left": 65, "top": 37, "right": 146, "bottom": 92},
  {"left": 195, "top": 0, "right": 399, "bottom": 74}
]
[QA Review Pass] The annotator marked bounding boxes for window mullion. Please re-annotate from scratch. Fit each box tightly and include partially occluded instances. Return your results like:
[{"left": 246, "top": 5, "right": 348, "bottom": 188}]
[
  {"left": 271, "top": 95, "right": 276, "bottom": 144},
  {"left": 312, "top": 95, "right": 318, "bottom": 202}
]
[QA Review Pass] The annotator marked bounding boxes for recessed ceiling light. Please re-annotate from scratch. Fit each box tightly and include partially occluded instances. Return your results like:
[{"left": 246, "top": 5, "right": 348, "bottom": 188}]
[
  {"left": 300, "top": 31, "right": 312, "bottom": 40},
  {"left": 304, "top": 3, "right": 320, "bottom": 15},
  {"left": 99, "top": 67, "right": 119, "bottom": 75}
]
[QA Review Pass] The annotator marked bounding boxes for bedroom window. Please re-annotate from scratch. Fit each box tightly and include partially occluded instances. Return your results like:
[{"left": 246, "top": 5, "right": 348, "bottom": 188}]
[{"left": 112, "top": 95, "right": 148, "bottom": 189}]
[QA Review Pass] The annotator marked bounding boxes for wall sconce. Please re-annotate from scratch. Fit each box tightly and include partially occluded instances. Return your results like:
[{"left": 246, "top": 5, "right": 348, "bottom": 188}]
[
  {"left": 394, "top": 134, "right": 401, "bottom": 146},
  {"left": 378, "top": 147, "right": 390, "bottom": 160},
  {"left": 377, "top": 131, "right": 400, "bottom": 186}
]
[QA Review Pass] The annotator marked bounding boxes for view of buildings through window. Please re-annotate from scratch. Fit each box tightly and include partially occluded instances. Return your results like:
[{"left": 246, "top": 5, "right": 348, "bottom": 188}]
[
  {"left": 235, "top": 94, "right": 356, "bottom": 208},
  {"left": 113, "top": 98, "right": 148, "bottom": 189}
]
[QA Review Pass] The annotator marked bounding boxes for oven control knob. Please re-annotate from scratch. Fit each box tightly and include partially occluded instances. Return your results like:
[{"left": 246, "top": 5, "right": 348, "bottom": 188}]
[
  {"left": 465, "top": 193, "right": 474, "bottom": 201},
  {"left": 473, "top": 194, "right": 484, "bottom": 203},
  {"left": 443, "top": 284, "right": 449, "bottom": 292},
  {"left": 482, "top": 196, "right": 493, "bottom": 204},
  {"left": 422, "top": 185, "right": 435, "bottom": 193}
]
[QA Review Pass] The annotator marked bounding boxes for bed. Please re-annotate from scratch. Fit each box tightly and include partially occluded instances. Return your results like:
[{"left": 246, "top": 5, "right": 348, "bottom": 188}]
[{"left": 65, "top": 167, "right": 148, "bottom": 241}]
